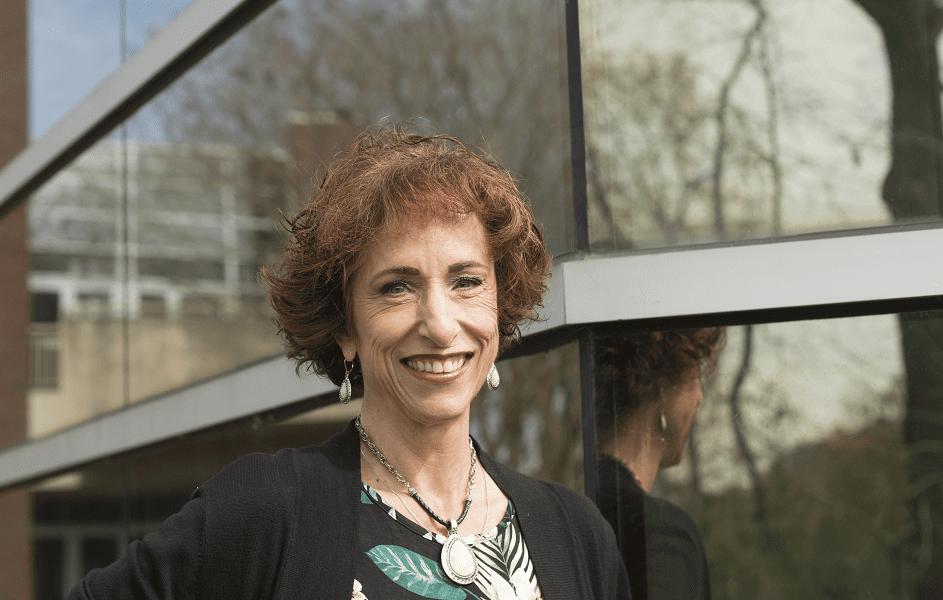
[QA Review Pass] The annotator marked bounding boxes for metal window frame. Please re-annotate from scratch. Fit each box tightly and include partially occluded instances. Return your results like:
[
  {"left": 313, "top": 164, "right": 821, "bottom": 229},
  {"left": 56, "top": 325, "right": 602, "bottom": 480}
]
[
  {"left": 537, "top": 224, "right": 943, "bottom": 330},
  {"left": 0, "top": 355, "right": 333, "bottom": 490}
]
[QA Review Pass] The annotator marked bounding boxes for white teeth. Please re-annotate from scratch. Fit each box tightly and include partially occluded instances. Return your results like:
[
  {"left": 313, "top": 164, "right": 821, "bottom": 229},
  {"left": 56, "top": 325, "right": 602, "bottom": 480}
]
[{"left": 406, "top": 356, "right": 467, "bottom": 374}]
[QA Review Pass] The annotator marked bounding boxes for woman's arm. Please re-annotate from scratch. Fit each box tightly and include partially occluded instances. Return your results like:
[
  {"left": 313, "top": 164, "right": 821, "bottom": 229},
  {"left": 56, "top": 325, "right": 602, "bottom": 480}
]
[
  {"left": 66, "top": 449, "right": 301, "bottom": 600},
  {"left": 67, "top": 489, "right": 206, "bottom": 600}
]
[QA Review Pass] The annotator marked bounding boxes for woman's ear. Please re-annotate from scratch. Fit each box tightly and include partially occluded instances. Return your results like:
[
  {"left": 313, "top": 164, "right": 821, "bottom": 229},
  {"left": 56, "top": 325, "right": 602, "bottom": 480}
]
[{"left": 335, "top": 331, "right": 358, "bottom": 362}]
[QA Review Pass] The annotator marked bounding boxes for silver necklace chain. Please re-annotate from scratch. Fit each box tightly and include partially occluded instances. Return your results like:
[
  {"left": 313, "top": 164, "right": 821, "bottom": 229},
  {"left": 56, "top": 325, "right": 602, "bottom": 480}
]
[
  {"left": 360, "top": 447, "right": 492, "bottom": 542},
  {"left": 360, "top": 447, "right": 425, "bottom": 525},
  {"left": 355, "top": 415, "right": 477, "bottom": 532}
]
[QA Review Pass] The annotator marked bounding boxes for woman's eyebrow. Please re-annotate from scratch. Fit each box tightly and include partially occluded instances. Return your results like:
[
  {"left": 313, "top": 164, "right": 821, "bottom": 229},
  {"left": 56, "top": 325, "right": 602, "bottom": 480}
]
[
  {"left": 370, "top": 262, "right": 486, "bottom": 284},
  {"left": 448, "top": 261, "right": 487, "bottom": 273},
  {"left": 370, "top": 266, "right": 420, "bottom": 284}
]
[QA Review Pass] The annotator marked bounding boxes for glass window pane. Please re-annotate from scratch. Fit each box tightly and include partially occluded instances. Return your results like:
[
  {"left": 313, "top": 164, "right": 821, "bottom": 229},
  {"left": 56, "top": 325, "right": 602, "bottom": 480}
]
[
  {"left": 29, "top": 0, "right": 195, "bottom": 138},
  {"left": 25, "top": 137, "right": 289, "bottom": 434},
  {"left": 578, "top": 0, "right": 941, "bottom": 252},
  {"left": 134, "top": 0, "right": 574, "bottom": 256},
  {"left": 591, "top": 313, "right": 942, "bottom": 599},
  {"left": 473, "top": 342, "right": 583, "bottom": 490}
]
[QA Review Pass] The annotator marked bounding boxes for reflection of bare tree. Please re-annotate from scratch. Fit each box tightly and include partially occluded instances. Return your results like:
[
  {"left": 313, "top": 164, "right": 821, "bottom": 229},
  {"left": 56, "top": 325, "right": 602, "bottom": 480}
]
[
  {"left": 156, "top": 0, "right": 572, "bottom": 255},
  {"left": 710, "top": 0, "right": 782, "bottom": 237},
  {"left": 584, "top": 0, "right": 785, "bottom": 248},
  {"left": 846, "top": 1, "right": 943, "bottom": 596},
  {"left": 728, "top": 324, "right": 766, "bottom": 521},
  {"left": 584, "top": 52, "right": 716, "bottom": 248}
]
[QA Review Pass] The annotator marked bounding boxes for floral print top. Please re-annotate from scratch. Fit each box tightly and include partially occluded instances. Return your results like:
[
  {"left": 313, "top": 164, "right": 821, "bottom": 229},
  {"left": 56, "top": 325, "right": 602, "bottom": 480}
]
[{"left": 354, "top": 482, "right": 544, "bottom": 600}]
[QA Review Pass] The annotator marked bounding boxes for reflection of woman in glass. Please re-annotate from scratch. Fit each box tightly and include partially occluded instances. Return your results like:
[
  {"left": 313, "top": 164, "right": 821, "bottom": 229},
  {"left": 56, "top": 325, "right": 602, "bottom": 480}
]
[
  {"left": 69, "top": 127, "right": 630, "bottom": 599},
  {"left": 594, "top": 328, "right": 725, "bottom": 600}
]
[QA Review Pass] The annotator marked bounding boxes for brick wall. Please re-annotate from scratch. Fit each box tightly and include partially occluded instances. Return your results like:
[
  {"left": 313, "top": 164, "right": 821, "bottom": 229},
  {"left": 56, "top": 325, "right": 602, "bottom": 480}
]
[{"left": 0, "top": 0, "right": 32, "bottom": 595}]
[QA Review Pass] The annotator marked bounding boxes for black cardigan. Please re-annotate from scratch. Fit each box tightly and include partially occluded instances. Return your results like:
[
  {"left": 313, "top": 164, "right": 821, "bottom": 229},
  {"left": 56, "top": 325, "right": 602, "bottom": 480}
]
[
  {"left": 69, "top": 419, "right": 631, "bottom": 599},
  {"left": 596, "top": 456, "right": 711, "bottom": 600}
]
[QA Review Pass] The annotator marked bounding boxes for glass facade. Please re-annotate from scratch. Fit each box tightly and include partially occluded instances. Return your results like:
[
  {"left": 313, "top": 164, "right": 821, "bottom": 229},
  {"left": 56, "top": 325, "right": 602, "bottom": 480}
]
[
  {"left": 590, "top": 314, "right": 937, "bottom": 600},
  {"left": 577, "top": 0, "right": 942, "bottom": 251},
  {"left": 25, "top": 136, "right": 287, "bottom": 434},
  {"left": 3, "top": 0, "right": 943, "bottom": 598},
  {"left": 29, "top": 0, "right": 196, "bottom": 138}
]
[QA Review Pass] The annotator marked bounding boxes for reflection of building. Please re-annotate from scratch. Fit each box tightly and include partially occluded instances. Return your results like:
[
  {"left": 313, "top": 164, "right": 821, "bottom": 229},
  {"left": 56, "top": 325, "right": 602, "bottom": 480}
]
[
  {"left": 25, "top": 139, "right": 294, "bottom": 437},
  {"left": 25, "top": 115, "right": 359, "bottom": 437},
  {"left": 28, "top": 140, "right": 290, "bottom": 322},
  {"left": 23, "top": 117, "right": 362, "bottom": 598}
]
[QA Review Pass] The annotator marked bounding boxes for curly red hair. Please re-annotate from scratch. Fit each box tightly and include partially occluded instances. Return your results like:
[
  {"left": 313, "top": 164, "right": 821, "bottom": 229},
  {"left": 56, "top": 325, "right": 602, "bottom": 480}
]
[
  {"left": 594, "top": 328, "right": 726, "bottom": 432},
  {"left": 261, "top": 125, "right": 552, "bottom": 386}
]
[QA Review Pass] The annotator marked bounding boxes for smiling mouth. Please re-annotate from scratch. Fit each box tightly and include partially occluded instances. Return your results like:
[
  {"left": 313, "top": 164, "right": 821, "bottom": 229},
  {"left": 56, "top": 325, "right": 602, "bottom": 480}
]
[{"left": 404, "top": 354, "right": 471, "bottom": 374}]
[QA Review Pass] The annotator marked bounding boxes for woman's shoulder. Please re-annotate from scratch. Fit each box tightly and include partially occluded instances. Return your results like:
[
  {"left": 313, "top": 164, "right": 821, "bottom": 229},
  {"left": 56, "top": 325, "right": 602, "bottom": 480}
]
[
  {"left": 644, "top": 492, "right": 704, "bottom": 542},
  {"left": 199, "top": 420, "right": 359, "bottom": 517},
  {"left": 482, "top": 453, "right": 611, "bottom": 533}
]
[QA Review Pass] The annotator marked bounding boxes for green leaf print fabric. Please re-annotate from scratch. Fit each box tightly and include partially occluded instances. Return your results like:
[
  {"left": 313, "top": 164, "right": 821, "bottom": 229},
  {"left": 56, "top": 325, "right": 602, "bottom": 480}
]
[
  {"left": 355, "top": 482, "right": 543, "bottom": 600},
  {"left": 366, "top": 545, "right": 467, "bottom": 600}
]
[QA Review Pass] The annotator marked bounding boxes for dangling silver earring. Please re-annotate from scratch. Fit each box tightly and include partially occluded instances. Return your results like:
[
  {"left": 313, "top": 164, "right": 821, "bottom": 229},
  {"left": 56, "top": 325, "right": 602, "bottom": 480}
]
[
  {"left": 339, "top": 360, "right": 353, "bottom": 404},
  {"left": 486, "top": 363, "right": 500, "bottom": 391},
  {"left": 659, "top": 402, "right": 667, "bottom": 432}
]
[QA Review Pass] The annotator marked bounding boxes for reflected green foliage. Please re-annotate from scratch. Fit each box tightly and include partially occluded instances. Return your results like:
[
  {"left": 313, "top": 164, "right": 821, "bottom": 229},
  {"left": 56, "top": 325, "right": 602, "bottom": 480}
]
[{"left": 667, "top": 420, "right": 909, "bottom": 600}]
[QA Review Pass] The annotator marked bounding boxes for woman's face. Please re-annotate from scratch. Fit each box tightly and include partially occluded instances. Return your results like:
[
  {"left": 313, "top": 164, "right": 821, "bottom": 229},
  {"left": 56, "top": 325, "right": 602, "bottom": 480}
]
[
  {"left": 660, "top": 367, "right": 704, "bottom": 467},
  {"left": 337, "top": 214, "right": 500, "bottom": 426}
]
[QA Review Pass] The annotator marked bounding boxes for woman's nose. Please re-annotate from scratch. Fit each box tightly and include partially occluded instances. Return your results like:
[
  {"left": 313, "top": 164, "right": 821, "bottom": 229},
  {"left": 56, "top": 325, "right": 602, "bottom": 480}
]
[{"left": 417, "top": 288, "right": 460, "bottom": 347}]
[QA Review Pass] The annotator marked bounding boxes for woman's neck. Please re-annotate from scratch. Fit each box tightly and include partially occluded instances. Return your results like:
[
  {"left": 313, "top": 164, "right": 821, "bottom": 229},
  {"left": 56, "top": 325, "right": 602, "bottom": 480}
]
[
  {"left": 601, "top": 404, "right": 666, "bottom": 493},
  {"left": 358, "top": 400, "right": 473, "bottom": 507}
]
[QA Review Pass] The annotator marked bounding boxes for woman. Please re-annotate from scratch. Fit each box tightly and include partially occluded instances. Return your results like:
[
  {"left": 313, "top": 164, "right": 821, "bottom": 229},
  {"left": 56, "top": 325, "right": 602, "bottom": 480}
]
[
  {"left": 68, "top": 126, "right": 630, "bottom": 599},
  {"left": 594, "top": 328, "right": 725, "bottom": 600}
]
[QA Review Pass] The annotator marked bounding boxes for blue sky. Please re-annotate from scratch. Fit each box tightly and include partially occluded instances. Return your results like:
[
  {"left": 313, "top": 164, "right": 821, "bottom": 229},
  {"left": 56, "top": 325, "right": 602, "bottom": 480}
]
[{"left": 29, "top": 0, "right": 193, "bottom": 139}]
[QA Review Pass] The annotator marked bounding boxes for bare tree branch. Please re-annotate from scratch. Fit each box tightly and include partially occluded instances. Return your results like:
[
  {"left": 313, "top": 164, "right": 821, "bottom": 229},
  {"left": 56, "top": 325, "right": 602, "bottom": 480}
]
[
  {"left": 711, "top": 2, "right": 764, "bottom": 236},
  {"left": 728, "top": 324, "right": 766, "bottom": 521}
]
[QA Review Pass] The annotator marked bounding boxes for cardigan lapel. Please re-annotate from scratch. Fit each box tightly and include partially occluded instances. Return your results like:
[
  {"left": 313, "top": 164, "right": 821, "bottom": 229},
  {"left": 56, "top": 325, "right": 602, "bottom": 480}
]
[
  {"left": 280, "top": 419, "right": 362, "bottom": 600},
  {"left": 477, "top": 442, "right": 582, "bottom": 599}
]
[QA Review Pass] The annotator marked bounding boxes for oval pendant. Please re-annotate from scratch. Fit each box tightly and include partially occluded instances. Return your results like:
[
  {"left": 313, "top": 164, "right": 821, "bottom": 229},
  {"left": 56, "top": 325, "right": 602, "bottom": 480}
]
[{"left": 441, "top": 534, "right": 478, "bottom": 586}]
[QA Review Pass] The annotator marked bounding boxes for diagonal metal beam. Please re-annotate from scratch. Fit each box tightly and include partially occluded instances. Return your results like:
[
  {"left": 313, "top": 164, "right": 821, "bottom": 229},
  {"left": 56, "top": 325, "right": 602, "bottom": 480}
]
[{"left": 0, "top": 0, "right": 276, "bottom": 220}]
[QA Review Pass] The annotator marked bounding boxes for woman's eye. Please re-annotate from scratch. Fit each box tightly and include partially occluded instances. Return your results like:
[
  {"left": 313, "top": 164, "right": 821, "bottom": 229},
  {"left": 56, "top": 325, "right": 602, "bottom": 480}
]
[
  {"left": 381, "top": 281, "right": 408, "bottom": 295},
  {"left": 455, "top": 276, "right": 483, "bottom": 289}
]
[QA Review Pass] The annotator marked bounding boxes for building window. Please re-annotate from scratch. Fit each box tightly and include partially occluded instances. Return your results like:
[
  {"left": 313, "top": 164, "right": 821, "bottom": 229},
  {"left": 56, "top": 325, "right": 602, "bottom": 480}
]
[
  {"left": 29, "top": 325, "right": 60, "bottom": 390},
  {"left": 29, "top": 293, "right": 60, "bottom": 390}
]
